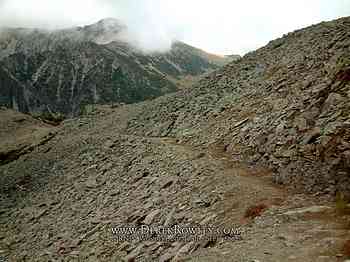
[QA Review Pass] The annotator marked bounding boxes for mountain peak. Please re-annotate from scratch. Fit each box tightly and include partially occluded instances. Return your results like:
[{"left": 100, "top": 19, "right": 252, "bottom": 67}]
[
  {"left": 80, "top": 18, "right": 127, "bottom": 44},
  {"left": 83, "top": 18, "right": 127, "bottom": 34},
  {"left": 95, "top": 18, "right": 126, "bottom": 29}
]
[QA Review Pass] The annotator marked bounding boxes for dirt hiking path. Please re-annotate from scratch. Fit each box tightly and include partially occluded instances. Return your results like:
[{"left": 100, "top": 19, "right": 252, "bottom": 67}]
[
  {"left": 156, "top": 137, "right": 350, "bottom": 262},
  {"left": 0, "top": 113, "right": 349, "bottom": 262}
]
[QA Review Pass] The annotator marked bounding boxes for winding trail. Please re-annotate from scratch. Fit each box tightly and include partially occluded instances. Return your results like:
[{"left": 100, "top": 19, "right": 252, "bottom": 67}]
[
  {"left": 153, "top": 137, "right": 350, "bottom": 262},
  {"left": 0, "top": 113, "right": 349, "bottom": 262}
]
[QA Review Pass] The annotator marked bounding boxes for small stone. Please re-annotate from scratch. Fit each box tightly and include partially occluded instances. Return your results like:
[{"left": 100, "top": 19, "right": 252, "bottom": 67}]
[
  {"left": 318, "top": 255, "right": 330, "bottom": 259},
  {"left": 276, "top": 122, "right": 286, "bottom": 134},
  {"left": 150, "top": 242, "right": 162, "bottom": 251},
  {"left": 85, "top": 178, "right": 98, "bottom": 188},
  {"left": 200, "top": 239, "right": 217, "bottom": 248},
  {"left": 283, "top": 241, "right": 295, "bottom": 248},
  {"left": 161, "top": 177, "right": 177, "bottom": 189},
  {"left": 302, "top": 127, "right": 321, "bottom": 144},
  {"left": 200, "top": 214, "right": 217, "bottom": 225},
  {"left": 123, "top": 244, "right": 144, "bottom": 262},
  {"left": 144, "top": 209, "right": 161, "bottom": 225},
  {"left": 277, "top": 234, "right": 288, "bottom": 240},
  {"left": 233, "top": 118, "right": 249, "bottom": 128},
  {"left": 159, "top": 252, "right": 176, "bottom": 262},
  {"left": 118, "top": 242, "right": 130, "bottom": 251},
  {"left": 101, "top": 162, "right": 113, "bottom": 172},
  {"left": 69, "top": 250, "right": 80, "bottom": 256},
  {"left": 173, "top": 242, "right": 194, "bottom": 260},
  {"left": 283, "top": 206, "right": 331, "bottom": 216},
  {"left": 164, "top": 208, "right": 176, "bottom": 227},
  {"left": 323, "top": 93, "right": 345, "bottom": 112},
  {"left": 343, "top": 151, "right": 350, "bottom": 166},
  {"left": 159, "top": 243, "right": 182, "bottom": 262},
  {"left": 294, "top": 117, "right": 308, "bottom": 131},
  {"left": 34, "top": 209, "right": 48, "bottom": 220},
  {"left": 103, "top": 140, "right": 115, "bottom": 149}
]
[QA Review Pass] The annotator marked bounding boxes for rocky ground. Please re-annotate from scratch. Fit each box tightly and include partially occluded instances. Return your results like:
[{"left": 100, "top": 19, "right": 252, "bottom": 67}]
[
  {"left": 0, "top": 108, "right": 57, "bottom": 165},
  {"left": 0, "top": 106, "right": 349, "bottom": 261},
  {"left": 1, "top": 16, "right": 350, "bottom": 262}
]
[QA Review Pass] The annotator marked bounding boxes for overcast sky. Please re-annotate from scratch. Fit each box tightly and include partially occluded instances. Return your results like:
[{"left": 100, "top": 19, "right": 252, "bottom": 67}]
[{"left": 0, "top": 0, "right": 349, "bottom": 55}]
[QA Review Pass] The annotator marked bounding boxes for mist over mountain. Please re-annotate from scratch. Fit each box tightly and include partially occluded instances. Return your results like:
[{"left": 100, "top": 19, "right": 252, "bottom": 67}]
[
  {"left": 0, "top": 0, "right": 183, "bottom": 53},
  {"left": 1, "top": 0, "right": 348, "bottom": 55},
  {"left": 0, "top": 19, "right": 234, "bottom": 117}
]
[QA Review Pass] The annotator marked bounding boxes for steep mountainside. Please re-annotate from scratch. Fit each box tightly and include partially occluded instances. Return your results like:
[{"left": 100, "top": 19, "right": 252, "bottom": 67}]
[
  {"left": 0, "top": 19, "right": 232, "bottom": 116},
  {"left": 126, "top": 16, "right": 350, "bottom": 197},
  {"left": 1, "top": 17, "right": 350, "bottom": 262}
]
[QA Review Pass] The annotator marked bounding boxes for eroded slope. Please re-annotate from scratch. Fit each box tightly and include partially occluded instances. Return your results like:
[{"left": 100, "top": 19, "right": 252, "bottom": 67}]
[{"left": 126, "top": 16, "right": 350, "bottom": 197}]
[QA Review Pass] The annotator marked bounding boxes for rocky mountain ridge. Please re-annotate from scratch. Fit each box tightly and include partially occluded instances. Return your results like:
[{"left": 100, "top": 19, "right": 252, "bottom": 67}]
[{"left": 0, "top": 18, "right": 233, "bottom": 117}]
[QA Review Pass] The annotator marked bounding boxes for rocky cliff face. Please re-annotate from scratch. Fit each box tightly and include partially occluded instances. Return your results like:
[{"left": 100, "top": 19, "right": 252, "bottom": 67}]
[{"left": 0, "top": 19, "right": 231, "bottom": 117}]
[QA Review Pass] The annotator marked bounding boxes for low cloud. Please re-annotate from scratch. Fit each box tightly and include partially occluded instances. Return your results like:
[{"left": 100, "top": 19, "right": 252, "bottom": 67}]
[{"left": 0, "top": 0, "right": 349, "bottom": 54}]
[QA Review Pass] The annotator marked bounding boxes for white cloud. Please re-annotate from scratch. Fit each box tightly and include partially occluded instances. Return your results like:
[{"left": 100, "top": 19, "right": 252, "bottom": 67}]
[
  {"left": 0, "top": 0, "right": 349, "bottom": 54},
  {"left": 0, "top": 0, "right": 113, "bottom": 29}
]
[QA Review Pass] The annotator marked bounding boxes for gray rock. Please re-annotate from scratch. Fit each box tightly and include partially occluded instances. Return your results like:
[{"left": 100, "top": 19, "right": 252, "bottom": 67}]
[
  {"left": 123, "top": 244, "right": 144, "bottom": 261},
  {"left": 283, "top": 206, "right": 332, "bottom": 216},
  {"left": 143, "top": 209, "right": 161, "bottom": 225},
  {"left": 163, "top": 207, "right": 176, "bottom": 227},
  {"left": 173, "top": 242, "right": 195, "bottom": 261}
]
